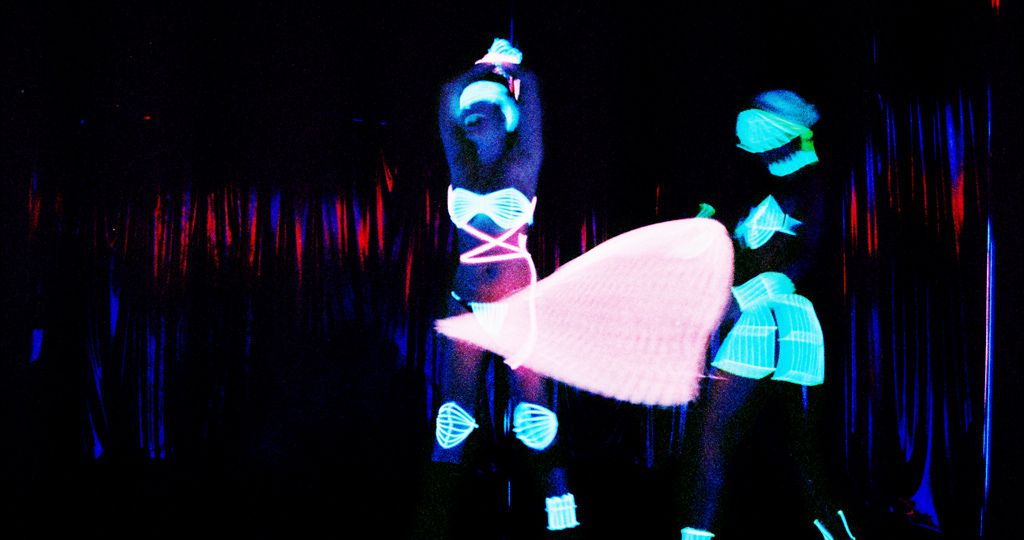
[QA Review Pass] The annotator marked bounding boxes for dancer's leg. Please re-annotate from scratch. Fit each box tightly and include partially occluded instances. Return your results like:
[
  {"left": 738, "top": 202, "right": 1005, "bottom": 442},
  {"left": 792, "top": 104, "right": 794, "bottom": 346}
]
[
  {"left": 680, "top": 368, "right": 763, "bottom": 536},
  {"left": 432, "top": 296, "right": 490, "bottom": 464},
  {"left": 509, "top": 367, "right": 579, "bottom": 533},
  {"left": 780, "top": 384, "right": 856, "bottom": 539}
]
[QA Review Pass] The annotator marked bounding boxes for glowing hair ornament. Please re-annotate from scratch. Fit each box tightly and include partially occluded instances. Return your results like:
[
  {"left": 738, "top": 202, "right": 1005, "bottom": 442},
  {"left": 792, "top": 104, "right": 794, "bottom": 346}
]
[
  {"left": 435, "top": 401, "right": 479, "bottom": 449},
  {"left": 736, "top": 109, "right": 809, "bottom": 153},
  {"left": 512, "top": 402, "right": 559, "bottom": 450},
  {"left": 475, "top": 38, "right": 523, "bottom": 67},
  {"left": 734, "top": 195, "right": 803, "bottom": 250},
  {"left": 736, "top": 89, "right": 820, "bottom": 177},
  {"left": 545, "top": 493, "right": 580, "bottom": 531},
  {"left": 459, "top": 81, "right": 520, "bottom": 132},
  {"left": 711, "top": 272, "right": 824, "bottom": 385}
]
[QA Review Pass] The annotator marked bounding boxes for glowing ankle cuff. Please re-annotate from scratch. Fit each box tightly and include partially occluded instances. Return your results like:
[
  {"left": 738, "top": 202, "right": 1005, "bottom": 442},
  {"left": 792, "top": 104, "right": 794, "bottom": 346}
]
[
  {"left": 680, "top": 527, "right": 715, "bottom": 540},
  {"left": 435, "top": 402, "right": 478, "bottom": 449},
  {"left": 512, "top": 402, "right": 558, "bottom": 450},
  {"left": 545, "top": 493, "right": 580, "bottom": 531}
]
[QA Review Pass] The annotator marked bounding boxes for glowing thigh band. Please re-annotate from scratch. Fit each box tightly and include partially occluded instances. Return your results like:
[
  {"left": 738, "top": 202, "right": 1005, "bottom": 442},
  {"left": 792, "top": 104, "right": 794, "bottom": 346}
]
[
  {"left": 435, "top": 402, "right": 478, "bottom": 449},
  {"left": 512, "top": 402, "right": 559, "bottom": 450},
  {"left": 545, "top": 493, "right": 580, "bottom": 531}
]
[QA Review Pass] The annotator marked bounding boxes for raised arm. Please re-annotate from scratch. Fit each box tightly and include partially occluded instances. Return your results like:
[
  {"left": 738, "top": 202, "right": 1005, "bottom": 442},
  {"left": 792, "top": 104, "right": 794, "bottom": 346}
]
[
  {"left": 438, "top": 63, "right": 495, "bottom": 184},
  {"left": 499, "top": 68, "right": 543, "bottom": 197}
]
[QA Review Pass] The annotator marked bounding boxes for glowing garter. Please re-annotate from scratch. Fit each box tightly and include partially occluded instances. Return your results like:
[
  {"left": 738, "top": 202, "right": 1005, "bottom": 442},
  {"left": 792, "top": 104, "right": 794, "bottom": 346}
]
[{"left": 448, "top": 185, "right": 539, "bottom": 369}]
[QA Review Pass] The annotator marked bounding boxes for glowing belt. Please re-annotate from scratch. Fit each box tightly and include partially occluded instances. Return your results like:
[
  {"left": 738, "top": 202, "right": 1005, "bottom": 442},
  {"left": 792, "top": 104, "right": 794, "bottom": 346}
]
[{"left": 448, "top": 185, "right": 539, "bottom": 369}]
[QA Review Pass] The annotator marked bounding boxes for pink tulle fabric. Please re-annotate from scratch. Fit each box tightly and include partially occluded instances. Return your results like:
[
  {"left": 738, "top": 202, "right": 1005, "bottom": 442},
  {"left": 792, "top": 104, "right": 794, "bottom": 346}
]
[{"left": 435, "top": 218, "right": 734, "bottom": 406}]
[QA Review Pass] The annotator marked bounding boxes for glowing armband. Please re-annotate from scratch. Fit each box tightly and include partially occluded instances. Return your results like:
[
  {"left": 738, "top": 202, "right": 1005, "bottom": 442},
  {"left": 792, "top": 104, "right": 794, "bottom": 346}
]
[
  {"left": 734, "top": 195, "right": 802, "bottom": 250},
  {"left": 730, "top": 271, "right": 795, "bottom": 311},
  {"left": 545, "top": 493, "right": 580, "bottom": 531},
  {"left": 435, "top": 402, "right": 478, "bottom": 449},
  {"left": 696, "top": 203, "right": 716, "bottom": 218},
  {"left": 512, "top": 402, "right": 558, "bottom": 450},
  {"left": 459, "top": 81, "right": 520, "bottom": 132},
  {"left": 771, "top": 294, "right": 825, "bottom": 386},
  {"left": 447, "top": 185, "right": 535, "bottom": 230},
  {"left": 710, "top": 304, "right": 777, "bottom": 379},
  {"left": 681, "top": 527, "right": 715, "bottom": 540}
]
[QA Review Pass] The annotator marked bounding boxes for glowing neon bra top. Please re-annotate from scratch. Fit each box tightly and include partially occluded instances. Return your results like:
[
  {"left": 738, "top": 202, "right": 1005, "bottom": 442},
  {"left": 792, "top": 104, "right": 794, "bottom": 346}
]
[{"left": 447, "top": 184, "right": 536, "bottom": 230}]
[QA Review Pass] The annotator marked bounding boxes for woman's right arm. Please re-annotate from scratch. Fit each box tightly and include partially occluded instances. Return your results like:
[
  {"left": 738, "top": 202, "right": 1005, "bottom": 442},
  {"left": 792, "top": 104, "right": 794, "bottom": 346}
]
[{"left": 439, "top": 64, "right": 494, "bottom": 183}]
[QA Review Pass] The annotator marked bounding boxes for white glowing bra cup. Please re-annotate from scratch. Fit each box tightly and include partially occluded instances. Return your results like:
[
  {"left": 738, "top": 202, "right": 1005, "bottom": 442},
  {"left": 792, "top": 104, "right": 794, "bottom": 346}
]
[
  {"left": 435, "top": 402, "right": 479, "bottom": 449},
  {"left": 734, "top": 195, "right": 803, "bottom": 250},
  {"left": 512, "top": 402, "right": 558, "bottom": 450},
  {"left": 711, "top": 273, "right": 825, "bottom": 386},
  {"left": 435, "top": 218, "right": 734, "bottom": 406},
  {"left": 735, "top": 108, "right": 809, "bottom": 153},
  {"left": 447, "top": 185, "right": 535, "bottom": 230},
  {"left": 545, "top": 493, "right": 580, "bottom": 531}
]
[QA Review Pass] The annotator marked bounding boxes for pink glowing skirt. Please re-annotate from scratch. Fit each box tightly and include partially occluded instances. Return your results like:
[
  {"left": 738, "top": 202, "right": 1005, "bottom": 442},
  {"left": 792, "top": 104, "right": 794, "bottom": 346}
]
[{"left": 435, "top": 218, "right": 734, "bottom": 406}]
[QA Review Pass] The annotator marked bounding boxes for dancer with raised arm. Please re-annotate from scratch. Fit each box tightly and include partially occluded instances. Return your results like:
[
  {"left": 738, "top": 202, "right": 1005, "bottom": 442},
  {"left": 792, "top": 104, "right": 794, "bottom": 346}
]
[
  {"left": 430, "top": 38, "right": 577, "bottom": 535},
  {"left": 678, "top": 90, "right": 856, "bottom": 540}
]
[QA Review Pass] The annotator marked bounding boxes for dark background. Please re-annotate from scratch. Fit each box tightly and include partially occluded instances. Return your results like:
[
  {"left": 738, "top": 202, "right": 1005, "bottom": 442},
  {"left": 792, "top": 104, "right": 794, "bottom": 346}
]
[{"left": 1, "top": 1, "right": 1020, "bottom": 538}]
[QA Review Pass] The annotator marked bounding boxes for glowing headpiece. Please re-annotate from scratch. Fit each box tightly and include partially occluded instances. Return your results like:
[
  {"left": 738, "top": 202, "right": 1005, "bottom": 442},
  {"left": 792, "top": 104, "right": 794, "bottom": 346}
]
[
  {"left": 459, "top": 80, "right": 520, "bottom": 132},
  {"left": 736, "top": 89, "right": 820, "bottom": 176}
]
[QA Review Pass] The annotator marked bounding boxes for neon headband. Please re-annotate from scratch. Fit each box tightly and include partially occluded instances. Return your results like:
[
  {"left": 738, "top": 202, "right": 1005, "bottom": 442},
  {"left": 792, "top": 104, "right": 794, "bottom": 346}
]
[{"left": 459, "top": 80, "right": 520, "bottom": 132}]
